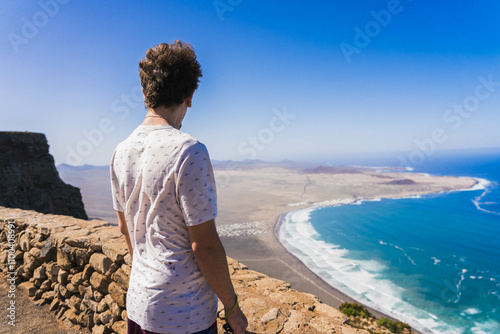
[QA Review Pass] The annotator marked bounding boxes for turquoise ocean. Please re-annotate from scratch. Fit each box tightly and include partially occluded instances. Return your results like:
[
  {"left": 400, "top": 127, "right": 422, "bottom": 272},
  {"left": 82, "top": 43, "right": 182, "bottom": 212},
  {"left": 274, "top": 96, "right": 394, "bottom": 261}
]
[{"left": 279, "top": 149, "right": 500, "bottom": 334}]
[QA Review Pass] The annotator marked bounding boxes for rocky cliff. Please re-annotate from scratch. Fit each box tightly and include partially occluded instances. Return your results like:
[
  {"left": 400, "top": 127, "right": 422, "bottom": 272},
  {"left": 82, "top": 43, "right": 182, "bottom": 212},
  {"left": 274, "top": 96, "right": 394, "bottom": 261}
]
[
  {"left": 0, "top": 207, "right": 373, "bottom": 334},
  {"left": 0, "top": 132, "right": 87, "bottom": 220}
]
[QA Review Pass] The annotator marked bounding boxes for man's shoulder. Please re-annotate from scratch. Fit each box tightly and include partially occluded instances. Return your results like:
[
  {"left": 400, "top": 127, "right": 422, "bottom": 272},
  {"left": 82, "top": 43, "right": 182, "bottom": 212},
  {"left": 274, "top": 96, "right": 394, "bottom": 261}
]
[{"left": 176, "top": 132, "right": 208, "bottom": 156}]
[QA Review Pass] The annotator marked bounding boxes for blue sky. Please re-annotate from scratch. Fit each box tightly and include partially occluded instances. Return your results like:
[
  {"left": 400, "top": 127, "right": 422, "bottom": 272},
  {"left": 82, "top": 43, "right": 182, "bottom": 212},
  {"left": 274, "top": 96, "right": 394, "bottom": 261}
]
[{"left": 1, "top": 0, "right": 499, "bottom": 166}]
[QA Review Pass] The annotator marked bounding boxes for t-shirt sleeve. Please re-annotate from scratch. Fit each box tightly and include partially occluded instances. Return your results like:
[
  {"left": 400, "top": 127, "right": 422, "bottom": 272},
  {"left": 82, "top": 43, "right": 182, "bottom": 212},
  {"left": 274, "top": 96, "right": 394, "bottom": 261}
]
[
  {"left": 110, "top": 148, "right": 125, "bottom": 212},
  {"left": 176, "top": 142, "right": 218, "bottom": 226}
]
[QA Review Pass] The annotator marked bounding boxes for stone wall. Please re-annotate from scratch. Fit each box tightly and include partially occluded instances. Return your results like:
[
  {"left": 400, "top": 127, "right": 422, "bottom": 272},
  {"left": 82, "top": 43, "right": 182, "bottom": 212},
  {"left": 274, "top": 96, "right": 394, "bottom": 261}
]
[{"left": 0, "top": 207, "right": 369, "bottom": 334}]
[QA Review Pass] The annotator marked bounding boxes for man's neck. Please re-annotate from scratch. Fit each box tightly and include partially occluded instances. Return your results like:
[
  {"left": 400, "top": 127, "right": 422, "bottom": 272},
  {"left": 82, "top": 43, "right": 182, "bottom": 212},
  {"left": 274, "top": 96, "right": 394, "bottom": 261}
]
[{"left": 142, "top": 104, "right": 186, "bottom": 129}]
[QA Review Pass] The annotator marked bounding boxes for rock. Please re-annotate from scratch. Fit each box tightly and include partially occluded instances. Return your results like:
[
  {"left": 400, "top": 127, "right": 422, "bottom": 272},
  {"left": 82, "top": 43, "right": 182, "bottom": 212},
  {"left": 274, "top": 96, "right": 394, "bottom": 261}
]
[
  {"left": 46, "top": 262, "right": 60, "bottom": 281},
  {"left": 71, "top": 272, "right": 83, "bottom": 285},
  {"left": 40, "top": 279, "right": 52, "bottom": 291},
  {"left": 109, "top": 301, "right": 122, "bottom": 318},
  {"left": 0, "top": 132, "right": 87, "bottom": 219},
  {"left": 40, "top": 236, "right": 56, "bottom": 261},
  {"left": 34, "top": 298, "right": 46, "bottom": 306},
  {"left": 73, "top": 247, "right": 91, "bottom": 267},
  {"left": 268, "top": 292, "right": 299, "bottom": 306},
  {"left": 261, "top": 308, "right": 280, "bottom": 323},
  {"left": 80, "top": 285, "right": 93, "bottom": 298},
  {"left": 90, "top": 272, "right": 109, "bottom": 293},
  {"left": 82, "top": 295, "right": 98, "bottom": 312},
  {"left": 42, "top": 290, "right": 56, "bottom": 301},
  {"left": 99, "top": 309, "right": 118, "bottom": 326},
  {"left": 18, "top": 281, "right": 37, "bottom": 297},
  {"left": 112, "top": 320, "right": 127, "bottom": 334},
  {"left": 89, "top": 253, "right": 114, "bottom": 275},
  {"left": 78, "top": 308, "right": 95, "bottom": 329},
  {"left": 66, "top": 236, "right": 91, "bottom": 248},
  {"left": 67, "top": 283, "right": 79, "bottom": 294},
  {"left": 58, "top": 284, "right": 72, "bottom": 299},
  {"left": 108, "top": 281, "right": 126, "bottom": 308},
  {"left": 58, "top": 269, "right": 69, "bottom": 284},
  {"left": 102, "top": 243, "right": 128, "bottom": 263},
  {"left": 104, "top": 294, "right": 115, "bottom": 307},
  {"left": 57, "top": 244, "right": 73, "bottom": 270},
  {"left": 64, "top": 308, "right": 79, "bottom": 324},
  {"left": 56, "top": 304, "right": 69, "bottom": 319},
  {"left": 23, "top": 247, "right": 42, "bottom": 274},
  {"left": 33, "top": 289, "right": 44, "bottom": 300},
  {"left": 49, "top": 298, "right": 60, "bottom": 311},
  {"left": 93, "top": 311, "right": 102, "bottom": 326},
  {"left": 124, "top": 253, "right": 132, "bottom": 266},
  {"left": 94, "top": 290, "right": 104, "bottom": 302},
  {"left": 112, "top": 268, "right": 129, "bottom": 290},
  {"left": 92, "top": 324, "right": 111, "bottom": 334},
  {"left": 19, "top": 232, "right": 30, "bottom": 251},
  {"left": 121, "top": 264, "right": 131, "bottom": 275},
  {"left": 254, "top": 277, "right": 290, "bottom": 291},
  {"left": 82, "top": 263, "right": 94, "bottom": 281},
  {"left": 66, "top": 295, "right": 82, "bottom": 311},
  {"left": 97, "top": 299, "right": 109, "bottom": 313},
  {"left": 78, "top": 284, "right": 88, "bottom": 296},
  {"left": 121, "top": 309, "right": 127, "bottom": 321},
  {"left": 309, "top": 316, "right": 337, "bottom": 334},
  {"left": 314, "top": 302, "right": 347, "bottom": 322},
  {"left": 339, "top": 327, "right": 371, "bottom": 334},
  {"left": 282, "top": 310, "right": 310, "bottom": 332}
]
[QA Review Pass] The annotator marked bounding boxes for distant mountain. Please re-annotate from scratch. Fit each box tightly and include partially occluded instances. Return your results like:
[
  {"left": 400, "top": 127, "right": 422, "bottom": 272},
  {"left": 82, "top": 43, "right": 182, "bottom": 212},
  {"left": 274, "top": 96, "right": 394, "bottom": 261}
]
[{"left": 212, "top": 159, "right": 317, "bottom": 170}]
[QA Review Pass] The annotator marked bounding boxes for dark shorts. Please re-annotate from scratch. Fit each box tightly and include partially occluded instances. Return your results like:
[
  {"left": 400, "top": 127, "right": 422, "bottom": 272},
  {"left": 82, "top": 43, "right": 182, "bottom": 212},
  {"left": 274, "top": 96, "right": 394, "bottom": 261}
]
[{"left": 127, "top": 318, "right": 217, "bottom": 334}]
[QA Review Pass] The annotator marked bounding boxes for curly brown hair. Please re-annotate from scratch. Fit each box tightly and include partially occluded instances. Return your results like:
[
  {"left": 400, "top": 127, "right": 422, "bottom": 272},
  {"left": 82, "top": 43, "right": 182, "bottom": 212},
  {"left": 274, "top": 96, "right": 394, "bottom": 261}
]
[{"left": 139, "top": 40, "right": 202, "bottom": 109}]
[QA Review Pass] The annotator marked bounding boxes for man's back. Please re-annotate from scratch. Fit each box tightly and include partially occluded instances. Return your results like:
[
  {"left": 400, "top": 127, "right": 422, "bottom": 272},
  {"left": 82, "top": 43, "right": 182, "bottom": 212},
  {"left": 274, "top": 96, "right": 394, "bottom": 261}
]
[{"left": 110, "top": 123, "right": 218, "bottom": 333}]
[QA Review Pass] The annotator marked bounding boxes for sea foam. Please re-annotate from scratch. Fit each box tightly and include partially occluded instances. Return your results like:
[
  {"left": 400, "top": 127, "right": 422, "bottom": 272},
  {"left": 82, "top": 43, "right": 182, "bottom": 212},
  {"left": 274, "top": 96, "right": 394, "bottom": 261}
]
[{"left": 278, "top": 208, "right": 467, "bottom": 334}]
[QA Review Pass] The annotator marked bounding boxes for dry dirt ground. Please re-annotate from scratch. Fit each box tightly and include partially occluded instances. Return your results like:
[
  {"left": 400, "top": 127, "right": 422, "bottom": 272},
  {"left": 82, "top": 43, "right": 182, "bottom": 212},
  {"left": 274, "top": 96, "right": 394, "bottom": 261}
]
[{"left": 0, "top": 276, "right": 90, "bottom": 334}]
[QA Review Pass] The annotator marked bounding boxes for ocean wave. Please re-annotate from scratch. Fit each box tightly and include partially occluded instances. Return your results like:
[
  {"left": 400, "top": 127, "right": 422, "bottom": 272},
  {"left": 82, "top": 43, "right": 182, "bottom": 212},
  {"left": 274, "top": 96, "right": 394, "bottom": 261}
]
[
  {"left": 279, "top": 209, "right": 466, "bottom": 334},
  {"left": 471, "top": 319, "right": 500, "bottom": 334},
  {"left": 471, "top": 182, "right": 500, "bottom": 216},
  {"left": 380, "top": 241, "right": 416, "bottom": 265},
  {"left": 462, "top": 308, "right": 482, "bottom": 315}
]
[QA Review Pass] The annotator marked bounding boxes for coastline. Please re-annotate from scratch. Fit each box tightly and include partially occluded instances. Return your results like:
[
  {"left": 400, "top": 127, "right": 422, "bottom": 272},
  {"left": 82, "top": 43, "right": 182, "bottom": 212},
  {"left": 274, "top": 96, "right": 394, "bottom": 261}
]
[
  {"left": 270, "top": 176, "right": 488, "bottom": 334},
  {"left": 218, "top": 170, "right": 479, "bottom": 334}
]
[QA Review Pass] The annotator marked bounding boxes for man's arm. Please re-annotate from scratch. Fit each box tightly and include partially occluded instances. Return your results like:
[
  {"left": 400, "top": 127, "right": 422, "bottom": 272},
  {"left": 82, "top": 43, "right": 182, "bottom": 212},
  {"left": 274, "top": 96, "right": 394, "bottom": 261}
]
[
  {"left": 116, "top": 211, "right": 133, "bottom": 261},
  {"left": 187, "top": 219, "right": 248, "bottom": 334}
]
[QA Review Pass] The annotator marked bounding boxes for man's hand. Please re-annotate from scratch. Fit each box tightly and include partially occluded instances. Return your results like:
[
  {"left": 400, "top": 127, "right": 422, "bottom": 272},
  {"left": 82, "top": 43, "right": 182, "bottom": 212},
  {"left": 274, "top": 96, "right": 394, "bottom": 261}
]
[{"left": 226, "top": 304, "right": 248, "bottom": 334}]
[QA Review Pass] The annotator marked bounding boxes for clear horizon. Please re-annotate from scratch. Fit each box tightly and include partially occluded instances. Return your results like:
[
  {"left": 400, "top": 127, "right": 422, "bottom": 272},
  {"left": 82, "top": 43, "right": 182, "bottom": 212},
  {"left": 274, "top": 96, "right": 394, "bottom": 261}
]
[{"left": 1, "top": 1, "right": 499, "bottom": 167}]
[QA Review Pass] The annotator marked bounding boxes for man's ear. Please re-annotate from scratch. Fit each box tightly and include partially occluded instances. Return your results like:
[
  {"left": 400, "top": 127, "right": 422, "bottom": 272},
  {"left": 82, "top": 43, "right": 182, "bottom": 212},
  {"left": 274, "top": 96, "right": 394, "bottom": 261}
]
[{"left": 186, "top": 92, "right": 194, "bottom": 108}]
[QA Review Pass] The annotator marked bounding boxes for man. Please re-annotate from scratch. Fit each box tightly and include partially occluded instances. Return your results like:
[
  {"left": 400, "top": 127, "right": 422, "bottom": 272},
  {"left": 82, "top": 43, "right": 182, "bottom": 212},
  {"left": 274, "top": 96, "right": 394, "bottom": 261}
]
[{"left": 110, "top": 41, "right": 248, "bottom": 334}]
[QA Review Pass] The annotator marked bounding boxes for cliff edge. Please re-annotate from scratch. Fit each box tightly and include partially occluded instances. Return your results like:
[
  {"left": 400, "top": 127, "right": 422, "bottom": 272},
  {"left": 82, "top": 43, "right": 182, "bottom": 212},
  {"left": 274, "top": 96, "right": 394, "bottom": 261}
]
[
  {"left": 0, "top": 207, "right": 372, "bottom": 334},
  {"left": 0, "top": 132, "right": 87, "bottom": 220}
]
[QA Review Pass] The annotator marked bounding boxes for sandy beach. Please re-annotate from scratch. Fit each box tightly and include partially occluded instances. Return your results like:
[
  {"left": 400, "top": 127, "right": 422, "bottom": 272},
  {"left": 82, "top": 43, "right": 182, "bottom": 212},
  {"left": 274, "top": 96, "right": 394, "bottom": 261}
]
[{"left": 213, "top": 165, "right": 477, "bottom": 322}]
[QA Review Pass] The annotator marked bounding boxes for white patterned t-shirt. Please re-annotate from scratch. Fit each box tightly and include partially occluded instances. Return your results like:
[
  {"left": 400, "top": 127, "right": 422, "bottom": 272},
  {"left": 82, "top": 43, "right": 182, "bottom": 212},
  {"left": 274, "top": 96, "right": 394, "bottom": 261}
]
[{"left": 110, "top": 124, "right": 218, "bottom": 334}]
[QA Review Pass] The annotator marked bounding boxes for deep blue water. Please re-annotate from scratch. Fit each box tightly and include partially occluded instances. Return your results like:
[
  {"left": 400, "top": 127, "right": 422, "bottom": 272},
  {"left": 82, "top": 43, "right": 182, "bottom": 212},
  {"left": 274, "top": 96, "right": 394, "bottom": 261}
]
[{"left": 279, "top": 149, "right": 500, "bottom": 334}]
